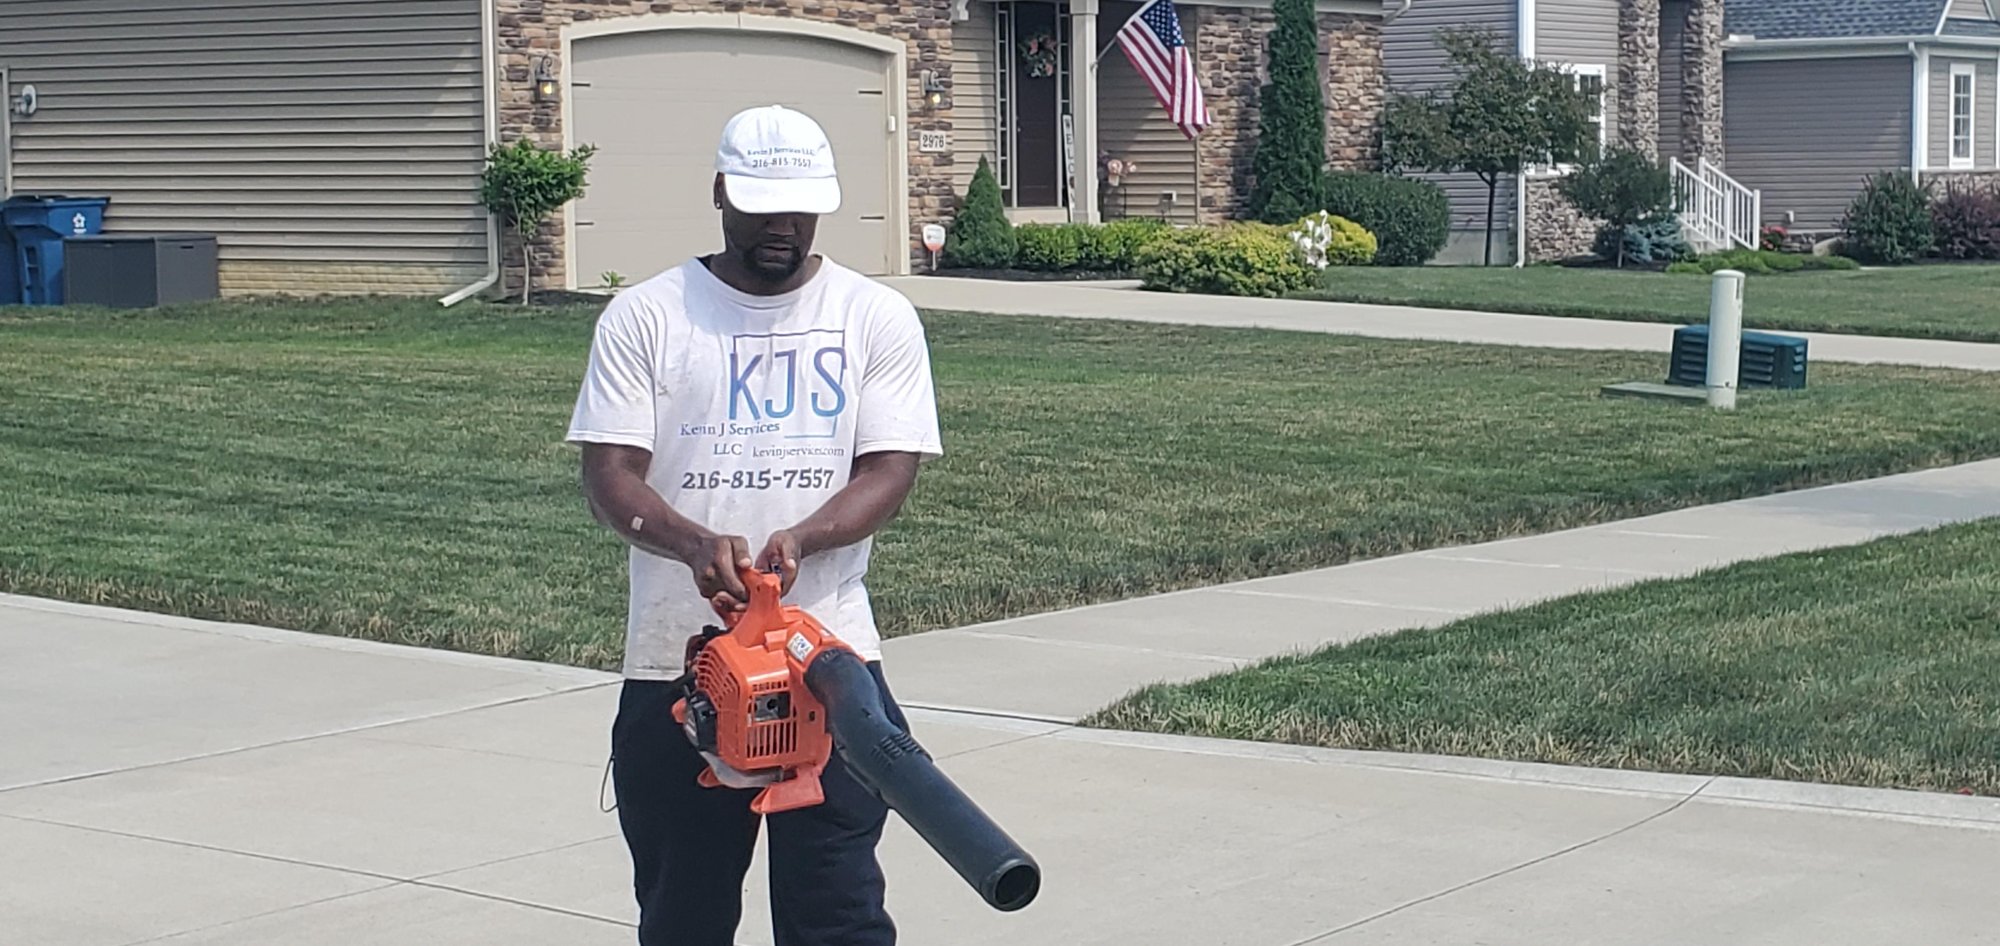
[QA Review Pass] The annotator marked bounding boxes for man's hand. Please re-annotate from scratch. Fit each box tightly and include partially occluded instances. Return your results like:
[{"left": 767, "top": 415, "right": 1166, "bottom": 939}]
[
  {"left": 757, "top": 529, "right": 803, "bottom": 596},
  {"left": 693, "top": 534, "right": 755, "bottom": 615}
]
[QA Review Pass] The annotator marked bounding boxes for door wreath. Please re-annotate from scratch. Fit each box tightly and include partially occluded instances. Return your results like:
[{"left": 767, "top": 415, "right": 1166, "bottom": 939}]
[{"left": 1018, "top": 32, "right": 1059, "bottom": 78}]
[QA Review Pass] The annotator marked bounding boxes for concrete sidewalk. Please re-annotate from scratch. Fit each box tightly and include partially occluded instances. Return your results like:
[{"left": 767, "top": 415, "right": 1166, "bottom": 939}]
[
  {"left": 883, "top": 276, "right": 2000, "bottom": 372},
  {"left": 882, "top": 457, "right": 2000, "bottom": 721},
  {"left": 6, "top": 592, "right": 2000, "bottom": 946}
]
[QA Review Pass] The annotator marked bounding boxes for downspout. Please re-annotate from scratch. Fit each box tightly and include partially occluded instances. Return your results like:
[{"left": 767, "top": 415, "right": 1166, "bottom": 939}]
[
  {"left": 1910, "top": 41, "right": 1926, "bottom": 184},
  {"left": 1515, "top": 0, "right": 1535, "bottom": 267},
  {"left": 1384, "top": 0, "right": 1413, "bottom": 25},
  {"left": 440, "top": 0, "right": 503, "bottom": 307}
]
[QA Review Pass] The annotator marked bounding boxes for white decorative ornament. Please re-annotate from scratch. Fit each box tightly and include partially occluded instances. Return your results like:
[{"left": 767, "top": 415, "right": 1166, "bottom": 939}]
[{"left": 1289, "top": 210, "right": 1336, "bottom": 270}]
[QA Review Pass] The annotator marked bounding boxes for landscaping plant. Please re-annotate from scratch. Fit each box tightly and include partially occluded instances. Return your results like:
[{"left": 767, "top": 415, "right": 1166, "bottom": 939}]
[
  {"left": 1381, "top": 27, "right": 1598, "bottom": 265},
  {"left": 1840, "top": 170, "right": 1935, "bottom": 265},
  {"left": 945, "top": 157, "right": 1017, "bottom": 269},
  {"left": 1553, "top": 145, "right": 1673, "bottom": 267},
  {"left": 1136, "top": 222, "right": 1316, "bottom": 297},
  {"left": 1013, "top": 223, "right": 1086, "bottom": 272},
  {"left": 480, "top": 137, "right": 597, "bottom": 304},
  {"left": 1666, "top": 249, "right": 1860, "bottom": 275},
  {"left": 1929, "top": 177, "right": 2000, "bottom": 261},
  {"left": 1318, "top": 171, "right": 1450, "bottom": 266},
  {"left": 1078, "top": 218, "right": 1171, "bottom": 272},
  {"left": 1759, "top": 224, "right": 1788, "bottom": 253},
  {"left": 1247, "top": 0, "right": 1325, "bottom": 223},
  {"left": 1592, "top": 212, "right": 1692, "bottom": 266}
]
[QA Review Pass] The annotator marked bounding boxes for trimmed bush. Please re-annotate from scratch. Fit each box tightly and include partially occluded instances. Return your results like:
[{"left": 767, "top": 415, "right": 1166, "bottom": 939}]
[
  {"left": 1013, "top": 223, "right": 1086, "bottom": 271},
  {"left": 1078, "top": 218, "right": 1171, "bottom": 271},
  {"left": 1318, "top": 171, "right": 1450, "bottom": 266},
  {"left": 944, "top": 157, "right": 1016, "bottom": 269},
  {"left": 1593, "top": 212, "right": 1693, "bottom": 265},
  {"left": 1930, "top": 178, "right": 2000, "bottom": 261},
  {"left": 1553, "top": 145, "right": 1673, "bottom": 267},
  {"left": 1137, "top": 223, "right": 1316, "bottom": 297},
  {"left": 1667, "top": 249, "right": 1861, "bottom": 275},
  {"left": 1840, "top": 170, "right": 1934, "bottom": 265}
]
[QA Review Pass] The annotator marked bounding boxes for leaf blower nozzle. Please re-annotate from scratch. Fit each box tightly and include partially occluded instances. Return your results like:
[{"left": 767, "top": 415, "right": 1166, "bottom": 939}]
[{"left": 805, "top": 647, "right": 1042, "bottom": 912}]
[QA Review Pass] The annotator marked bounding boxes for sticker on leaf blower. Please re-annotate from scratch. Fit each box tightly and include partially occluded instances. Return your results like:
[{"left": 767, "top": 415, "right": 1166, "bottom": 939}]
[{"left": 787, "top": 632, "right": 814, "bottom": 663}]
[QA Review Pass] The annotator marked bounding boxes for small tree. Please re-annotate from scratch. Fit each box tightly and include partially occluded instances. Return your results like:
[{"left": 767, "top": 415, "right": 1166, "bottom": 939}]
[
  {"left": 1247, "top": 0, "right": 1325, "bottom": 224},
  {"left": 1381, "top": 27, "right": 1599, "bottom": 265},
  {"left": 1554, "top": 144, "right": 1673, "bottom": 267},
  {"left": 945, "top": 156, "right": 1017, "bottom": 269},
  {"left": 481, "top": 138, "right": 597, "bottom": 304}
]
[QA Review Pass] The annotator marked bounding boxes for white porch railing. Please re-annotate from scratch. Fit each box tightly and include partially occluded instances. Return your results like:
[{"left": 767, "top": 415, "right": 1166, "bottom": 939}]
[{"left": 1670, "top": 156, "right": 1761, "bottom": 253}]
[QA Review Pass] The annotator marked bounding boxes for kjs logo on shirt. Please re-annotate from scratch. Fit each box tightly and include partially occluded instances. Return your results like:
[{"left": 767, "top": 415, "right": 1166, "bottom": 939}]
[{"left": 725, "top": 330, "right": 848, "bottom": 440}]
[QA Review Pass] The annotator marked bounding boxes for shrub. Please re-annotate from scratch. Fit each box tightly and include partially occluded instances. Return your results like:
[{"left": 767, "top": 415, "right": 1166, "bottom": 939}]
[
  {"left": 1013, "top": 223, "right": 1086, "bottom": 271},
  {"left": 1247, "top": 0, "right": 1326, "bottom": 223},
  {"left": 1318, "top": 171, "right": 1449, "bottom": 266},
  {"left": 1593, "top": 212, "right": 1692, "bottom": 265},
  {"left": 1840, "top": 170, "right": 1934, "bottom": 264},
  {"left": 1137, "top": 223, "right": 1316, "bottom": 297},
  {"left": 1930, "top": 179, "right": 2000, "bottom": 261},
  {"left": 1670, "top": 249, "right": 1860, "bottom": 275},
  {"left": 1553, "top": 145, "right": 1674, "bottom": 267},
  {"left": 1759, "top": 224, "right": 1788, "bottom": 253},
  {"left": 1079, "top": 218, "right": 1171, "bottom": 271},
  {"left": 944, "top": 157, "right": 1016, "bottom": 269},
  {"left": 1287, "top": 211, "right": 1378, "bottom": 268},
  {"left": 481, "top": 137, "right": 596, "bottom": 303}
]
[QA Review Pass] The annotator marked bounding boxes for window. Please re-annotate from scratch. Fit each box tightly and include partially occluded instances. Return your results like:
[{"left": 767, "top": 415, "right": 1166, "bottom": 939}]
[
  {"left": 1535, "top": 62, "right": 1608, "bottom": 176},
  {"left": 1950, "top": 63, "right": 1976, "bottom": 170}
]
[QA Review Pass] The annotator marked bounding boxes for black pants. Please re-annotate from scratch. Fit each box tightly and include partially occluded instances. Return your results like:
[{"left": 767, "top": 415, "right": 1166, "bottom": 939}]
[{"left": 610, "top": 663, "right": 909, "bottom": 946}]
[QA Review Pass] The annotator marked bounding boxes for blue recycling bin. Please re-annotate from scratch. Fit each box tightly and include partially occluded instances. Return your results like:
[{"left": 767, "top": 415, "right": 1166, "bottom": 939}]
[
  {"left": 0, "top": 225, "right": 16, "bottom": 307},
  {"left": 3, "top": 194, "right": 111, "bottom": 305}
]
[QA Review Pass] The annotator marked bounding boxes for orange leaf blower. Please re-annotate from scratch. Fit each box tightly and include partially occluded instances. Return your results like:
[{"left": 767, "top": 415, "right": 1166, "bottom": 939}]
[{"left": 671, "top": 567, "right": 1042, "bottom": 913}]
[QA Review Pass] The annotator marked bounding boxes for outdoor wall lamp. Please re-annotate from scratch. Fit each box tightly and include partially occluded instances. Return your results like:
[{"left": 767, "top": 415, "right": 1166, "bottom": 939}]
[
  {"left": 12, "top": 84, "right": 37, "bottom": 119},
  {"left": 920, "top": 69, "right": 946, "bottom": 108},
  {"left": 533, "top": 57, "right": 559, "bottom": 103}
]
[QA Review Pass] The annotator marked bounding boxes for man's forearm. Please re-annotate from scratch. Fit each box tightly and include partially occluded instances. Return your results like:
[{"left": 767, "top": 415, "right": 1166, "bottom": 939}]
[
  {"left": 788, "top": 452, "right": 921, "bottom": 558},
  {"left": 581, "top": 445, "right": 713, "bottom": 565}
]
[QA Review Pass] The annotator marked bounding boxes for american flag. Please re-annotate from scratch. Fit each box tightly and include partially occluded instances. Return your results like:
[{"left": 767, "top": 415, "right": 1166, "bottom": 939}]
[{"left": 1115, "top": 0, "right": 1210, "bottom": 139}]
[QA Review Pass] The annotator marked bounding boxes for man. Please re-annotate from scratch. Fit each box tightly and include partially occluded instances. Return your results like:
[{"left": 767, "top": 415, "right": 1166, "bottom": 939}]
[{"left": 565, "top": 104, "right": 944, "bottom": 946}]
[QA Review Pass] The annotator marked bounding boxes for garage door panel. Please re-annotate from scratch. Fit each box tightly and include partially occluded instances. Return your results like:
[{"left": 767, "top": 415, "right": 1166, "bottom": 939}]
[{"left": 572, "top": 28, "right": 897, "bottom": 282}]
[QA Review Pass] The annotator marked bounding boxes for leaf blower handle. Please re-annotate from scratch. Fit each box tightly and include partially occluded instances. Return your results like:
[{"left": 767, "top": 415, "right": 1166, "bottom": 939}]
[{"left": 803, "top": 647, "right": 1042, "bottom": 912}]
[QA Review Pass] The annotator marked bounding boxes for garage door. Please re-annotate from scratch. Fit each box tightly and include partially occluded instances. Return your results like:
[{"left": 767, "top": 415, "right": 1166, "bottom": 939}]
[{"left": 571, "top": 28, "right": 898, "bottom": 284}]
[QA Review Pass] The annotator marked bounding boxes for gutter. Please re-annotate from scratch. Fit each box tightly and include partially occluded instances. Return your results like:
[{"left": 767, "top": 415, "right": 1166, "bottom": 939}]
[
  {"left": 1514, "top": 0, "right": 1534, "bottom": 268},
  {"left": 440, "top": 0, "right": 503, "bottom": 307},
  {"left": 1723, "top": 33, "right": 2000, "bottom": 51}
]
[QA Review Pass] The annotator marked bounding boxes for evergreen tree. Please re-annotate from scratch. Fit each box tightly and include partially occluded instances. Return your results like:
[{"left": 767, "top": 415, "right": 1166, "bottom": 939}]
[
  {"left": 1247, "top": 0, "right": 1326, "bottom": 224},
  {"left": 944, "top": 157, "right": 1017, "bottom": 269}
]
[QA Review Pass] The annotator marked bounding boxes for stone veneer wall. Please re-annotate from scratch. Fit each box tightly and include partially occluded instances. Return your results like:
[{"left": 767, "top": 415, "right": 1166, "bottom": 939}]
[
  {"left": 493, "top": 0, "right": 958, "bottom": 295},
  {"left": 1523, "top": 179, "right": 1600, "bottom": 262},
  {"left": 1192, "top": 8, "right": 1384, "bottom": 225},
  {"left": 1681, "top": 0, "right": 1724, "bottom": 160},
  {"left": 1618, "top": 0, "right": 1660, "bottom": 158}
]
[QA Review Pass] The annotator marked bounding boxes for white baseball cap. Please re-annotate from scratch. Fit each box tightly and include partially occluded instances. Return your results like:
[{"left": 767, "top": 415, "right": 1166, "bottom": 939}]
[{"left": 714, "top": 105, "right": 841, "bottom": 216}]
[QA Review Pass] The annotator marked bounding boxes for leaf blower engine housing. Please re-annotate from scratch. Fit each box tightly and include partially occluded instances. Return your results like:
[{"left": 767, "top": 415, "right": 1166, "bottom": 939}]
[{"left": 671, "top": 569, "right": 1042, "bottom": 913}]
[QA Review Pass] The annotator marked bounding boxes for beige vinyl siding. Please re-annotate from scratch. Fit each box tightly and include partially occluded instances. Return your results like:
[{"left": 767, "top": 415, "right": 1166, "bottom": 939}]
[
  {"left": 1947, "top": 0, "right": 1993, "bottom": 21},
  {"left": 1723, "top": 56, "right": 1912, "bottom": 232},
  {"left": 1930, "top": 55, "right": 1998, "bottom": 170},
  {"left": 950, "top": 3, "right": 1001, "bottom": 197},
  {"left": 1537, "top": 0, "right": 1618, "bottom": 65},
  {"left": 1659, "top": 0, "right": 1686, "bottom": 157},
  {"left": 0, "top": 0, "right": 488, "bottom": 296},
  {"left": 1383, "top": 0, "right": 1518, "bottom": 262},
  {"left": 1098, "top": 0, "right": 1198, "bottom": 225}
]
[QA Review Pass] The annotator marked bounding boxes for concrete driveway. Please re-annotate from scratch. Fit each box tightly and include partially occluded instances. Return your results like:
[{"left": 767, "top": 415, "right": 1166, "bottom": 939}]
[{"left": 7, "top": 590, "right": 2000, "bottom": 946}]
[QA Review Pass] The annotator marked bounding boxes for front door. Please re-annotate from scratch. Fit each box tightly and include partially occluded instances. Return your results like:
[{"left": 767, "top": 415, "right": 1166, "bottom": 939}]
[{"left": 1008, "top": 2, "right": 1065, "bottom": 207}]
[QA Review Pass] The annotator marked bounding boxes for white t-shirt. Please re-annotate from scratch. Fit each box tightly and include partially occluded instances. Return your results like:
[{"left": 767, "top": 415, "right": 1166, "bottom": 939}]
[{"left": 565, "top": 256, "right": 943, "bottom": 679}]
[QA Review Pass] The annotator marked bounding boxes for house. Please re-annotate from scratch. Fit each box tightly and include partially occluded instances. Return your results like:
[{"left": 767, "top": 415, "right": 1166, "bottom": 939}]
[
  {"left": 0, "top": 0, "right": 1392, "bottom": 300},
  {"left": 1387, "top": 0, "right": 2000, "bottom": 265}
]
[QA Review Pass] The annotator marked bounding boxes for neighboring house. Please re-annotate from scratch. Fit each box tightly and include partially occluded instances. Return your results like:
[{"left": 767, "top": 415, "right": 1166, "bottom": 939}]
[
  {"left": 1387, "top": 0, "right": 2000, "bottom": 265},
  {"left": 0, "top": 0, "right": 1392, "bottom": 299}
]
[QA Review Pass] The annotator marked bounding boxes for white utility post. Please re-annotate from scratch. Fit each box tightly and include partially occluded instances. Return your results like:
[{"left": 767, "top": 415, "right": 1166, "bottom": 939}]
[{"left": 1706, "top": 269, "right": 1745, "bottom": 409}]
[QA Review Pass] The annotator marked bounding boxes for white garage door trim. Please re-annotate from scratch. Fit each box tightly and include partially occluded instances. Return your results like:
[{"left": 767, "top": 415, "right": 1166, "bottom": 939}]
[{"left": 560, "top": 13, "right": 912, "bottom": 287}]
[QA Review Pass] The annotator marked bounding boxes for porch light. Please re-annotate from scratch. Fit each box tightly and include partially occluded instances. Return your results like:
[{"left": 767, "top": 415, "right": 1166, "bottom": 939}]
[
  {"left": 920, "top": 69, "right": 946, "bottom": 108},
  {"left": 533, "top": 57, "right": 559, "bottom": 103}
]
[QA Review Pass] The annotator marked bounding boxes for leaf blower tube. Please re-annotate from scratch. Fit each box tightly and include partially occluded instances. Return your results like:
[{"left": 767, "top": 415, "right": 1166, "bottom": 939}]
[{"left": 803, "top": 646, "right": 1042, "bottom": 912}]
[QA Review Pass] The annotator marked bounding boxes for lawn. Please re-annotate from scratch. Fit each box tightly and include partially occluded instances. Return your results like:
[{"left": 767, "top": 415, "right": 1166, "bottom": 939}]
[
  {"left": 1086, "top": 518, "right": 2000, "bottom": 796},
  {"left": 5, "top": 297, "right": 2000, "bottom": 670},
  {"left": 1302, "top": 264, "right": 2000, "bottom": 343}
]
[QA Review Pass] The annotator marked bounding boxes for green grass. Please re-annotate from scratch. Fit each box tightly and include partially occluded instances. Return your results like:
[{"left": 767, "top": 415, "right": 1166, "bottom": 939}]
[
  {"left": 1087, "top": 519, "right": 2000, "bottom": 795},
  {"left": 1302, "top": 264, "right": 2000, "bottom": 343},
  {"left": 5, "top": 297, "right": 2000, "bottom": 670}
]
